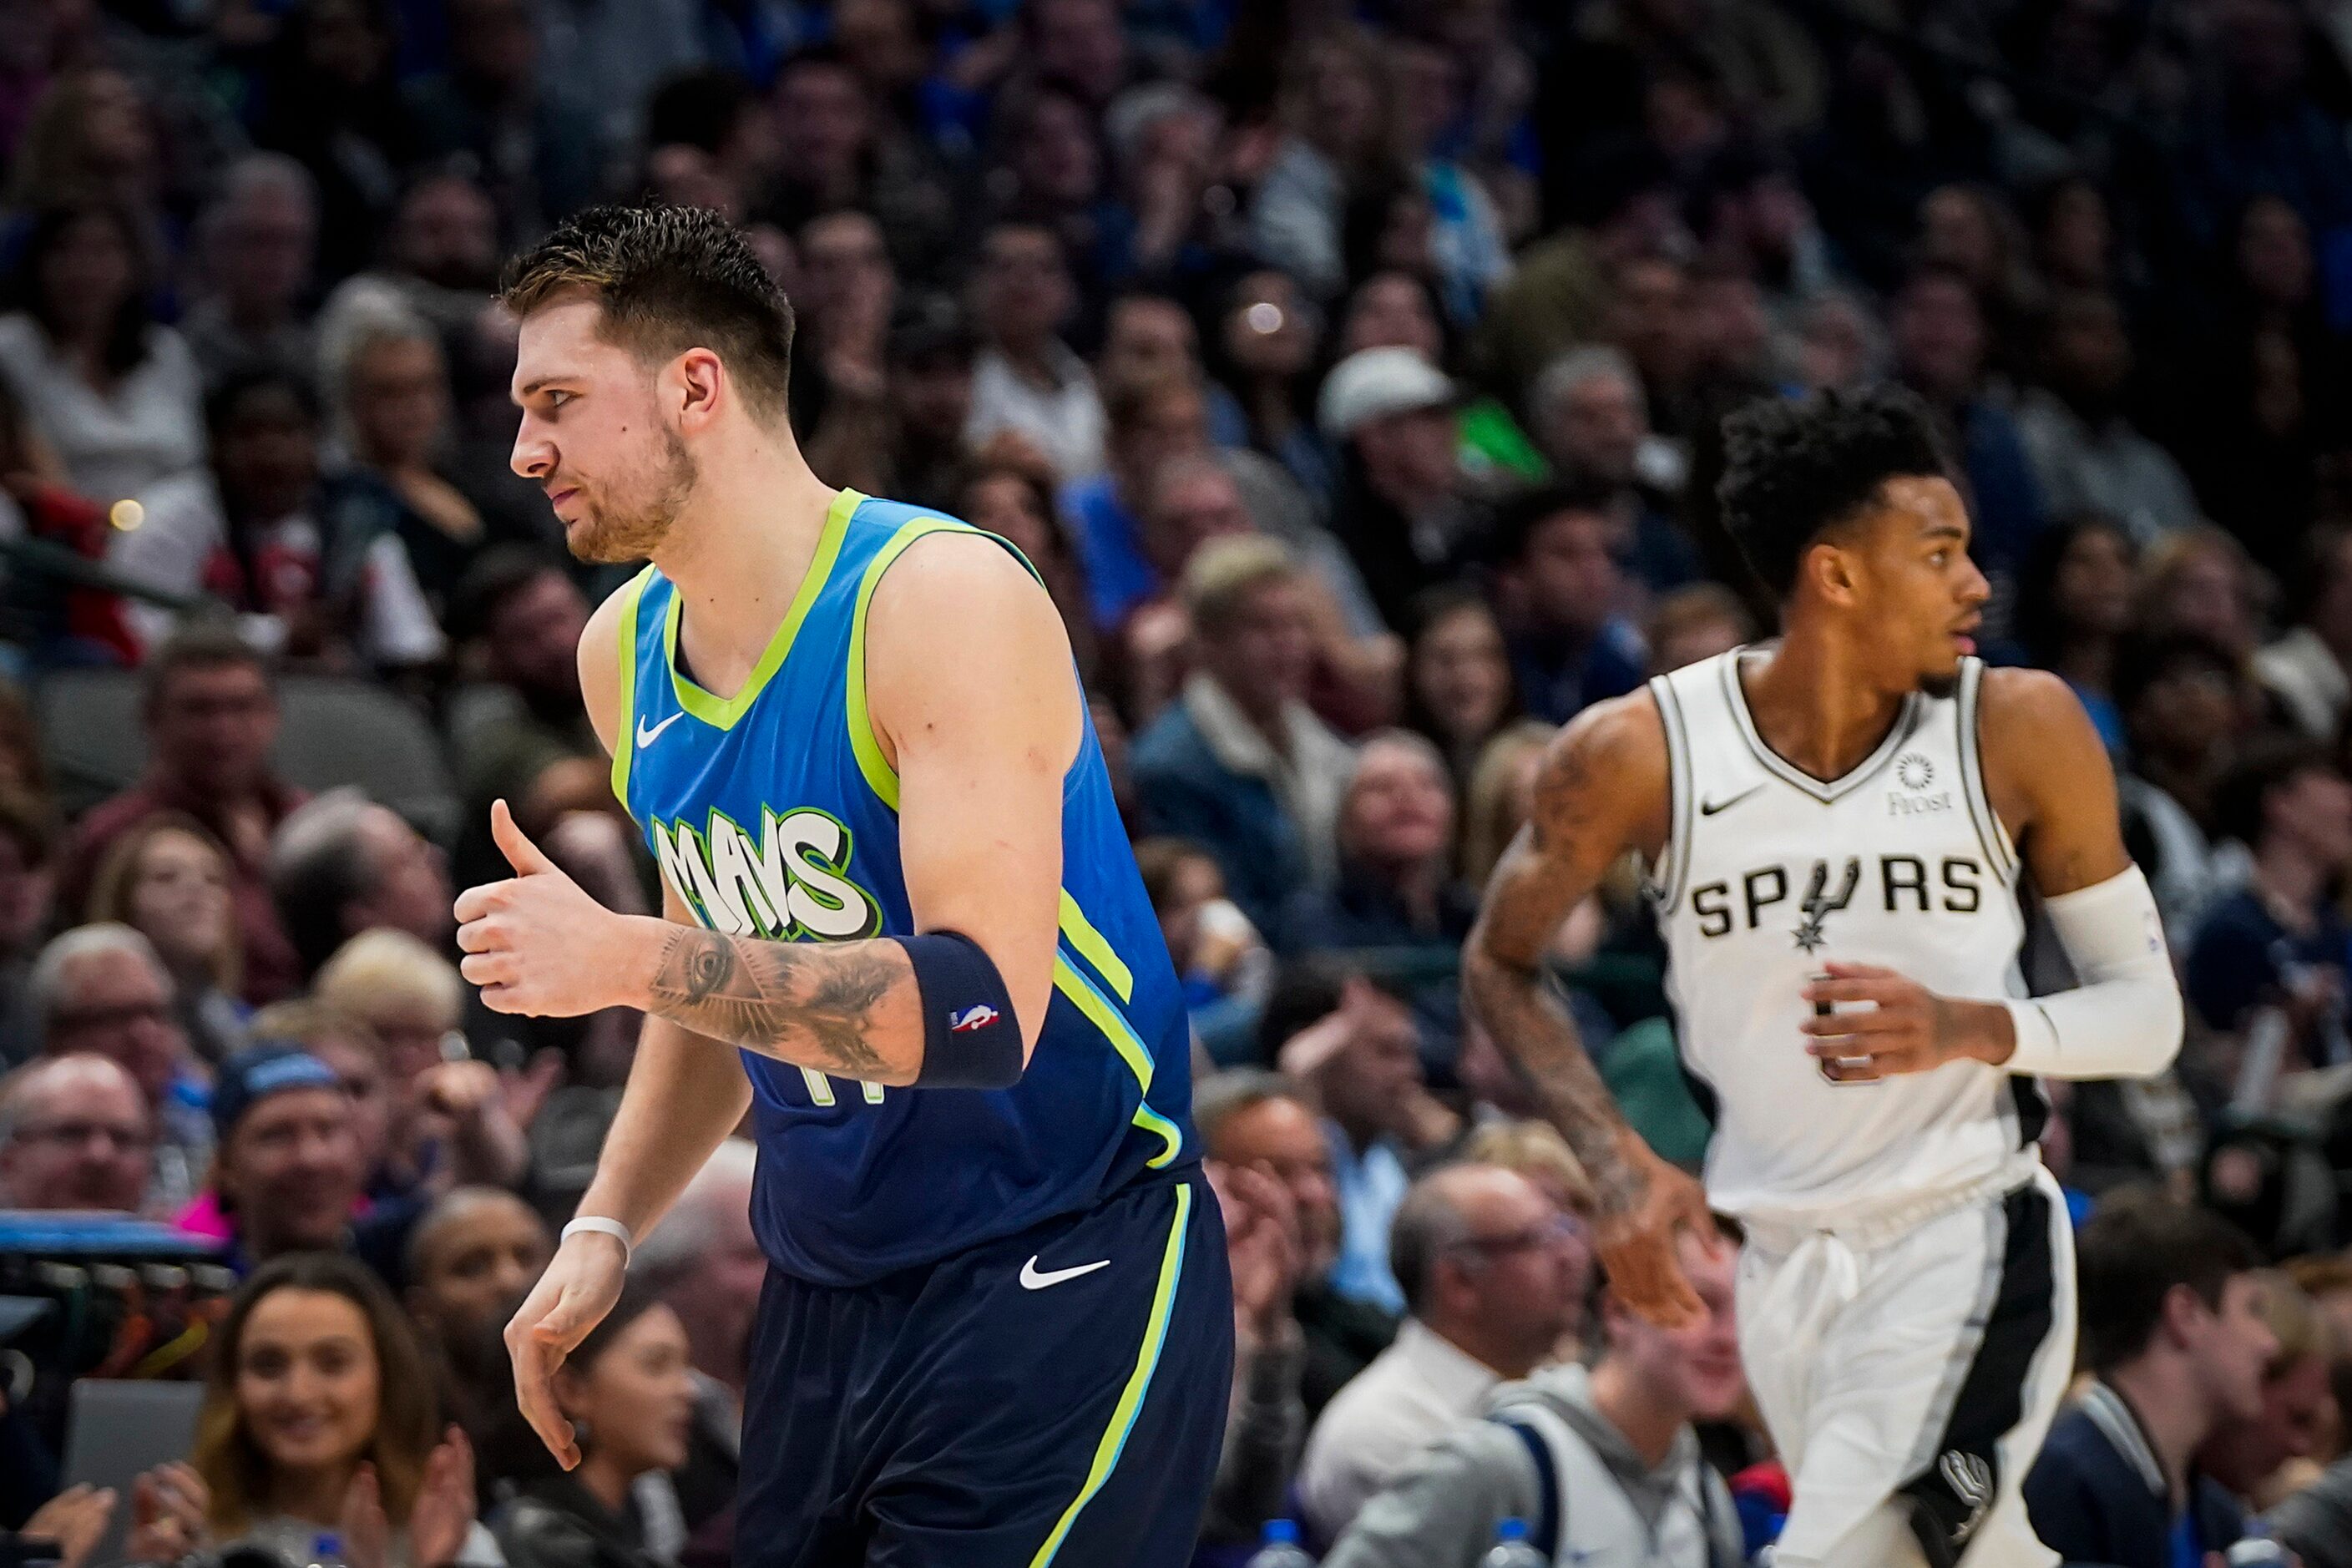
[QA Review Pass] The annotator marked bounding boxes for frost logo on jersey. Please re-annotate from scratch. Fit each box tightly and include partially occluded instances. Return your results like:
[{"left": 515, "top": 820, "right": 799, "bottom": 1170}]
[
  {"left": 949, "top": 1004, "right": 999, "bottom": 1032},
  {"left": 654, "top": 805, "right": 883, "bottom": 942},
  {"left": 1792, "top": 857, "right": 1861, "bottom": 953}
]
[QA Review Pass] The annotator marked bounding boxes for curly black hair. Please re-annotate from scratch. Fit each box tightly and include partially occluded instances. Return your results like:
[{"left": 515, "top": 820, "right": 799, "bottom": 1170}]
[{"left": 1715, "top": 385, "right": 1954, "bottom": 599}]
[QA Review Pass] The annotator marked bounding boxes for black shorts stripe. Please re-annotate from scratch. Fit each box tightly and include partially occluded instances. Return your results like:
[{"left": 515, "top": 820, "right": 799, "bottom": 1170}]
[{"left": 1898, "top": 1181, "right": 2058, "bottom": 1568}]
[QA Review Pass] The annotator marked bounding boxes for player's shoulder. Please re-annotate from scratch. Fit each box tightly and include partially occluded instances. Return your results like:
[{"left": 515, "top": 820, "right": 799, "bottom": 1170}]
[
  {"left": 862, "top": 513, "right": 1060, "bottom": 645},
  {"left": 576, "top": 567, "right": 652, "bottom": 752},
  {"left": 1974, "top": 664, "right": 2103, "bottom": 758},
  {"left": 1538, "top": 686, "right": 1670, "bottom": 811}
]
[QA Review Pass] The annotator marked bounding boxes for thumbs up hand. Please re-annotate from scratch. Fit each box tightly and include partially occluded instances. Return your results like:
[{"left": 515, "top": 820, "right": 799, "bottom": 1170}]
[{"left": 454, "top": 799, "right": 645, "bottom": 1016}]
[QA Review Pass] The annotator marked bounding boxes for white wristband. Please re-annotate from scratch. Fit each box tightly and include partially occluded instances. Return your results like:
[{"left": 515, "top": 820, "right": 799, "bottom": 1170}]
[{"left": 561, "top": 1216, "right": 634, "bottom": 1265}]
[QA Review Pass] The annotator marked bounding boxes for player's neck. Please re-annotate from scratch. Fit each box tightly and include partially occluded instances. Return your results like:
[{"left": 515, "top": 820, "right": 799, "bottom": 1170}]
[
  {"left": 2102, "top": 1359, "right": 2212, "bottom": 1505},
  {"left": 652, "top": 433, "right": 839, "bottom": 673},
  {"left": 1588, "top": 1353, "right": 1684, "bottom": 1469},
  {"left": 1739, "top": 632, "right": 1911, "bottom": 782}
]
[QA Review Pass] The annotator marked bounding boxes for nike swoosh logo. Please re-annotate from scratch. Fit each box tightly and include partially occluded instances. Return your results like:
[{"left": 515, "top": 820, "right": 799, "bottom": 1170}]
[
  {"left": 1019, "top": 1255, "right": 1110, "bottom": 1290},
  {"left": 635, "top": 711, "right": 684, "bottom": 748},
  {"left": 1699, "top": 784, "right": 1764, "bottom": 817}
]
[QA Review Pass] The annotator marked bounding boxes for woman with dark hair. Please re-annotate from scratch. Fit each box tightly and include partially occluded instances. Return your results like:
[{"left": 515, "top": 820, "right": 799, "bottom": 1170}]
[
  {"left": 2015, "top": 513, "right": 2138, "bottom": 756},
  {"left": 0, "top": 201, "right": 204, "bottom": 505},
  {"left": 186, "top": 1253, "right": 484, "bottom": 1568},
  {"left": 485, "top": 1282, "right": 695, "bottom": 1568},
  {"left": 1209, "top": 268, "right": 1333, "bottom": 503},
  {"left": 1399, "top": 584, "right": 1516, "bottom": 788}
]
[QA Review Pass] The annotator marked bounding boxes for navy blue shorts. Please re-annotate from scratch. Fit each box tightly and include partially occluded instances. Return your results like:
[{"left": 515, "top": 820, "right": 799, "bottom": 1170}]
[{"left": 734, "top": 1169, "right": 1234, "bottom": 1568}]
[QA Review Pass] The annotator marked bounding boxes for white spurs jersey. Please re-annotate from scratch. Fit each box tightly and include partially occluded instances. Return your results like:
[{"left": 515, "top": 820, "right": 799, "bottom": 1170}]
[{"left": 1647, "top": 648, "right": 2042, "bottom": 1221}]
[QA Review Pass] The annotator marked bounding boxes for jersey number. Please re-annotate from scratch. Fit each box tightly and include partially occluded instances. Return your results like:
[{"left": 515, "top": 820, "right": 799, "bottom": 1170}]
[{"left": 801, "top": 1070, "right": 888, "bottom": 1106}]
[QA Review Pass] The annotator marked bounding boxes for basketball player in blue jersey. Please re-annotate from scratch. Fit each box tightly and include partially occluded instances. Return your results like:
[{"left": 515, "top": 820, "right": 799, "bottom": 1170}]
[{"left": 448, "top": 205, "right": 1232, "bottom": 1565}]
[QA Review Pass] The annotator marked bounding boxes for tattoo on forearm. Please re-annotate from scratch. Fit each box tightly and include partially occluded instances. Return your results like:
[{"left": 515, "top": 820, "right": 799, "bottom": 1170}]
[
  {"left": 647, "top": 928, "right": 911, "bottom": 1081},
  {"left": 1464, "top": 725, "right": 1647, "bottom": 1220}
]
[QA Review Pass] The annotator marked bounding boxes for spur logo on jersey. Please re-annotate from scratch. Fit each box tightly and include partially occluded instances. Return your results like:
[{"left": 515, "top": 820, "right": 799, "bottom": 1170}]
[
  {"left": 653, "top": 805, "right": 883, "bottom": 942},
  {"left": 1690, "top": 854, "right": 1985, "bottom": 942}
]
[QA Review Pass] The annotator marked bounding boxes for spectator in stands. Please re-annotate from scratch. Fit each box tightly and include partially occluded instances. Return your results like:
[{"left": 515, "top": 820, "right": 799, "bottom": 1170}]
[
  {"left": 1297, "top": 1162, "right": 1586, "bottom": 1542},
  {"left": 269, "top": 792, "right": 456, "bottom": 984},
  {"left": 402, "top": 1185, "right": 551, "bottom": 1351},
  {"left": 315, "top": 929, "right": 529, "bottom": 1195},
  {"left": 2185, "top": 739, "right": 2352, "bottom": 1106},
  {"left": 1132, "top": 537, "right": 1355, "bottom": 936},
  {"left": 2114, "top": 635, "right": 2243, "bottom": 945},
  {"left": 635, "top": 1138, "right": 765, "bottom": 1406},
  {"left": 57, "top": 624, "right": 306, "bottom": 1003},
  {"left": 1195, "top": 1142, "right": 1313, "bottom": 1555},
  {"left": 2026, "top": 1191, "right": 2277, "bottom": 1565},
  {"left": 2199, "top": 1270, "right": 2337, "bottom": 1512},
  {"left": 401, "top": 0, "right": 604, "bottom": 250},
  {"left": 448, "top": 549, "right": 596, "bottom": 892},
  {"left": 1888, "top": 265, "right": 2046, "bottom": 618},
  {"left": 1211, "top": 268, "right": 1333, "bottom": 504},
  {"left": 1526, "top": 346, "right": 1702, "bottom": 596},
  {"left": 0, "top": 790, "right": 58, "bottom": 1065},
  {"left": 1063, "top": 370, "right": 1213, "bottom": 632},
  {"left": 2014, "top": 515, "right": 2137, "bottom": 756},
  {"left": 0, "top": 1052, "right": 153, "bottom": 1211},
  {"left": 181, "top": 155, "right": 321, "bottom": 394},
  {"left": 245, "top": 0, "right": 422, "bottom": 281},
  {"left": 315, "top": 301, "right": 483, "bottom": 660},
  {"left": 487, "top": 1282, "right": 695, "bottom": 1568},
  {"left": 1324, "top": 1224, "right": 1742, "bottom": 1568},
  {"left": 6, "top": 64, "right": 160, "bottom": 216},
  {"left": 317, "top": 173, "right": 504, "bottom": 358},
  {"left": 1491, "top": 486, "right": 1647, "bottom": 726},
  {"left": 2015, "top": 291, "right": 2200, "bottom": 549},
  {"left": 86, "top": 812, "right": 247, "bottom": 1064},
  {"left": 1459, "top": 719, "right": 1555, "bottom": 890},
  {"left": 191, "top": 1252, "right": 482, "bottom": 1568},
  {"left": 1644, "top": 582, "right": 1753, "bottom": 677},
  {"left": 1279, "top": 731, "right": 1474, "bottom": 1057},
  {"left": 1322, "top": 346, "right": 1479, "bottom": 633},
  {"left": 878, "top": 294, "right": 975, "bottom": 512},
  {"left": 0, "top": 200, "right": 205, "bottom": 505},
  {"left": 31, "top": 923, "right": 209, "bottom": 1208},
  {"left": 964, "top": 222, "right": 1105, "bottom": 481},
  {"left": 198, "top": 1041, "right": 421, "bottom": 1278},
  {"left": 759, "top": 48, "right": 958, "bottom": 279},
  {"left": 1401, "top": 586, "right": 1517, "bottom": 791},
  {"left": 1249, "top": 28, "right": 1393, "bottom": 302},
  {"left": 1197, "top": 1070, "right": 1394, "bottom": 1420},
  {"left": 245, "top": 998, "right": 397, "bottom": 1203},
  {"left": 2257, "top": 525, "right": 2352, "bottom": 744},
  {"left": 1276, "top": 968, "right": 1459, "bottom": 1315}
]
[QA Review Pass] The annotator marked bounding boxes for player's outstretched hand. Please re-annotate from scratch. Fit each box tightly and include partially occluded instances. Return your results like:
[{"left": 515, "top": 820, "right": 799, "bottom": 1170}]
[
  {"left": 504, "top": 1229, "right": 628, "bottom": 1469},
  {"left": 1594, "top": 1135, "right": 1717, "bottom": 1330},
  {"left": 455, "top": 800, "right": 640, "bottom": 1018}
]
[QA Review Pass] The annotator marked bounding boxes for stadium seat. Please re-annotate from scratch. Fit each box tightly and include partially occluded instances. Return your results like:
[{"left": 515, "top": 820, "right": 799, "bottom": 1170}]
[{"left": 33, "top": 667, "right": 459, "bottom": 843}]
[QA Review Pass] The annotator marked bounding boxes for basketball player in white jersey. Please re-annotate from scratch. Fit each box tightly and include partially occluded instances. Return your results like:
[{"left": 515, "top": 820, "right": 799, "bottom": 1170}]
[{"left": 1463, "top": 387, "right": 2184, "bottom": 1568}]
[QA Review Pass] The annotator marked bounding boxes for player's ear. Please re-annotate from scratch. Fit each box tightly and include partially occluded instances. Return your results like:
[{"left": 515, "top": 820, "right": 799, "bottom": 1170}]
[
  {"left": 671, "top": 347, "right": 725, "bottom": 431},
  {"left": 1800, "top": 539, "right": 1860, "bottom": 608}
]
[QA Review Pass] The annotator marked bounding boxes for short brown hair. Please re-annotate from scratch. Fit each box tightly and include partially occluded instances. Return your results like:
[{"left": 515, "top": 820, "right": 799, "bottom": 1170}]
[
  {"left": 141, "top": 619, "right": 269, "bottom": 715},
  {"left": 501, "top": 203, "right": 797, "bottom": 420}
]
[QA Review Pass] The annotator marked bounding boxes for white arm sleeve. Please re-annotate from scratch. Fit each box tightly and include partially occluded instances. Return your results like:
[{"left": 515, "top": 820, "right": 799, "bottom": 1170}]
[{"left": 2002, "top": 864, "right": 2184, "bottom": 1080}]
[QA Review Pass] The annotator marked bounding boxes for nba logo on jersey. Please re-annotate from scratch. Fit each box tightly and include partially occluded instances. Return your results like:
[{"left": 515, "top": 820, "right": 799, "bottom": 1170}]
[{"left": 949, "top": 1004, "right": 999, "bottom": 1032}]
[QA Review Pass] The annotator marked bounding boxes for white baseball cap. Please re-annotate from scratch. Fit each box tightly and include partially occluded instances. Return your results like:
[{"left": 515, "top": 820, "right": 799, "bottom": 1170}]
[{"left": 1317, "top": 346, "right": 1457, "bottom": 442}]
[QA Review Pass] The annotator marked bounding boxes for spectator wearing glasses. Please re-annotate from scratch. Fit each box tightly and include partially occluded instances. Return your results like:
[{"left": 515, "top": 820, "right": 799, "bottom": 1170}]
[
  {"left": 1297, "top": 1162, "right": 1587, "bottom": 1542},
  {"left": 57, "top": 625, "right": 308, "bottom": 1004},
  {"left": 1324, "top": 1225, "right": 1744, "bottom": 1568},
  {"left": 31, "top": 923, "right": 210, "bottom": 1211},
  {"left": 0, "top": 1052, "right": 154, "bottom": 1211},
  {"left": 315, "top": 931, "right": 529, "bottom": 1199},
  {"left": 85, "top": 813, "right": 248, "bottom": 1065}
]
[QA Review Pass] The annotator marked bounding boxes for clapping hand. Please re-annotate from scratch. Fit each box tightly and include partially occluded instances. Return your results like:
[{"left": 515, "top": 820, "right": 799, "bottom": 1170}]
[{"left": 125, "top": 1463, "right": 206, "bottom": 1565}]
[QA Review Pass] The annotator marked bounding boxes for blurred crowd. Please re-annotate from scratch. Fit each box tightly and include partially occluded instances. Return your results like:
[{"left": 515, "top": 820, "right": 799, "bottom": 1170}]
[{"left": 6, "top": 0, "right": 2352, "bottom": 1564}]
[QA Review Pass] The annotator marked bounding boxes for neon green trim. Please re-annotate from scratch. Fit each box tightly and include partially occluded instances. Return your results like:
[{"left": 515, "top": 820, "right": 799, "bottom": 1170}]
[
  {"left": 1027, "top": 1182, "right": 1191, "bottom": 1567},
  {"left": 1057, "top": 891, "right": 1133, "bottom": 1003},
  {"left": 1053, "top": 956, "right": 1182, "bottom": 1168},
  {"left": 662, "top": 488, "right": 860, "bottom": 731},
  {"left": 608, "top": 565, "right": 655, "bottom": 811},
  {"left": 845, "top": 515, "right": 973, "bottom": 809}
]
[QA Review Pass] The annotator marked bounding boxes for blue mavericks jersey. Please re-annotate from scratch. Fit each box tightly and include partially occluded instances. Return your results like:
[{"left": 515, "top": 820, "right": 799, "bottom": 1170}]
[{"left": 610, "top": 489, "right": 1198, "bottom": 1287}]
